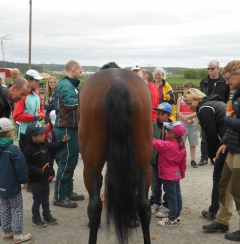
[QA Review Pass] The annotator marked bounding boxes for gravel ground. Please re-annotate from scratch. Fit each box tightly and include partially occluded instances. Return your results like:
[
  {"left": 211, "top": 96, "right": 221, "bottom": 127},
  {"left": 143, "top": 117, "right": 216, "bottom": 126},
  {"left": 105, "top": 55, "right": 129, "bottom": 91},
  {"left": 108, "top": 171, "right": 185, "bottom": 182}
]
[{"left": 4, "top": 136, "right": 239, "bottom": 244}]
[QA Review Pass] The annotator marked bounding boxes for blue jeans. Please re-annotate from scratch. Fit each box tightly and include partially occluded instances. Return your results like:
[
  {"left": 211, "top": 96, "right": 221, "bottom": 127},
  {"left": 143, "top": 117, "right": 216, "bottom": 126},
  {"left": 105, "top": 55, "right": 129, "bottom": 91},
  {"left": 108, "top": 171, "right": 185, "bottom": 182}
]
[
  {"left": 208, "top": 150, "right": 228, "bottom": 214},
  {"left": 150, "top": 163, "right": 168, "bottom": 208},
  {"left": 31, "top": 180, "right": 50, "bottom": 221},
  {"left": 162, "top": 179, "right": 182, "bottom": 221}
]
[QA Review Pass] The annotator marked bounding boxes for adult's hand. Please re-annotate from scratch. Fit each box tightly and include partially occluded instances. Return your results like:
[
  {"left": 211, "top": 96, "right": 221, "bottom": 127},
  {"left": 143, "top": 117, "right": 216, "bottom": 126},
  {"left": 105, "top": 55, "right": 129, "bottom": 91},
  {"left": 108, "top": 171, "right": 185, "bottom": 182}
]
[{"left": 216, "top": 144, "right": 227, "bottom": 159}]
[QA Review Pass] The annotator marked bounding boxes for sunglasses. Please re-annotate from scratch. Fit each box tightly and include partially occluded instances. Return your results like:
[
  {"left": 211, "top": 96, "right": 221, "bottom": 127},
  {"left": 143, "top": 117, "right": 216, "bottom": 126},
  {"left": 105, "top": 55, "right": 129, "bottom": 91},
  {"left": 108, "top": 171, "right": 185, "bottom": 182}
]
[{"left": 207, "top": 67, "right": 217, "bottom": 71}]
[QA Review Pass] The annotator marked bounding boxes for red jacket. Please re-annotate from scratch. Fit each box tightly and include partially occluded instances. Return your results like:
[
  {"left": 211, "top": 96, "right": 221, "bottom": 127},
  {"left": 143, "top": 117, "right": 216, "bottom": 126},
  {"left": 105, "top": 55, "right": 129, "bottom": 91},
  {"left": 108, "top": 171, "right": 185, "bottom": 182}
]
[{"left": 148, "top": 83, "right": 159, "bottom": 122}]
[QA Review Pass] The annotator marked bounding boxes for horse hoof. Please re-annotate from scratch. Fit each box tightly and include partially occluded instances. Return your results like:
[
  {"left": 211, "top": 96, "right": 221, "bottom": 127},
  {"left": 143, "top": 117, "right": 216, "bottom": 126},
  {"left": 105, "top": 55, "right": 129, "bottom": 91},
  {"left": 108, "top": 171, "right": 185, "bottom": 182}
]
[{"left": 128, "top": 220, "right": 140, "bottom": 227}]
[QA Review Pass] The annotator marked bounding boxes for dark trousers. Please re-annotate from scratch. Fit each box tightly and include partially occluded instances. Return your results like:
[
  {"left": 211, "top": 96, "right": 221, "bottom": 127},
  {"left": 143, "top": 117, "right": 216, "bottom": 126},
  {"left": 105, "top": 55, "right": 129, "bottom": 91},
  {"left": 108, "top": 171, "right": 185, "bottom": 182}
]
[
  {"left": 209, "top": 150, "right": 228, "bottom": 214},
  {"left": 31, "top": 180, "right": 50, "bottom": 221},
  {"left": 200, "top": 128, "right": 208, "bottom": 161},
  {"left": 49, "top": 152, "right": 60, "bottom": 176},
  {"left": 150, "top": 163, "right": 168, "bottom": 208},
  {"left": 19, "top": 133, "right": 29, "bottom": 152},
  {"left": 162, "top": 179, "right": 182, "bottom": 221}
]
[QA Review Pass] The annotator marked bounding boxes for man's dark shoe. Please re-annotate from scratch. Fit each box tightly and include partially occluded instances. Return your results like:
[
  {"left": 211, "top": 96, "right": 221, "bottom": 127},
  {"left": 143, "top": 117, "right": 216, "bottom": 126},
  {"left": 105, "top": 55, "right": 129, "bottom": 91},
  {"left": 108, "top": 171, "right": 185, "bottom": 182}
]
[
  {"left": 202, "top": 221, "right": 229, "bottom": 233},
  {"left": 225, "top": 230, "right": 240, "bottom": 241},
  {"left": 191, "top": 160, "right": 198, "bottom": 168},
  {"left": 67, "top": 192, "right": 85, "bottom": 201},
  {"left": 53, "top": 198, "right": 77, "bottom": 208},
  {"left": 198, "top": 159, "right": 208, "bottom": 166},
  {"left": 44, "top": 214, "right": 58, "bottom": 225}
]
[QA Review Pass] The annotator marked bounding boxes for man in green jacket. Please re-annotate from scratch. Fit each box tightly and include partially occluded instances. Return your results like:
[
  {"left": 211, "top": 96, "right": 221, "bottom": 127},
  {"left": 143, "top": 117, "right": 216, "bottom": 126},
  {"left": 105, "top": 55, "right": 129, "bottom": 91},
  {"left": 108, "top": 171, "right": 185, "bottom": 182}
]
[{"left": 53, "top": 60, "right": 84, "bottom": 208}]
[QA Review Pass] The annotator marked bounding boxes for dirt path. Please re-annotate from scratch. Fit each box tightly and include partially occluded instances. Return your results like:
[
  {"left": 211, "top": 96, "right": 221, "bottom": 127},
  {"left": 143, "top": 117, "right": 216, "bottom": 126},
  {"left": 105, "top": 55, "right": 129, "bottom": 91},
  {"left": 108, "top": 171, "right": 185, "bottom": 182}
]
[{"left": 6, "top": 136, "right": 239, "bottom": 244}]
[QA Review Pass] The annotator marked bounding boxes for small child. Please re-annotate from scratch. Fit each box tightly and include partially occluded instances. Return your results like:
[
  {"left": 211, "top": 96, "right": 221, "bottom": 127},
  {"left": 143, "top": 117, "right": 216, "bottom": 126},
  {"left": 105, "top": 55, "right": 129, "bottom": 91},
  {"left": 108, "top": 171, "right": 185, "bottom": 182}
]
[
  {"left": 150, "top": 102, "right": 172, "bottom": 216},
  {"left": 176, "top": 81, "right": 198, "bottom": 168},
  {"left": 44, "top": 110, "right": 59, "bottom": 182},
  {"left": 23, "top": 122, "right": 70, "bottom": 228},
  {"left": 0, "top": 118, "right": 32, "bottom": 243},
  {"left": 153, "top": 121, "right": 187, "bottom": 227}
]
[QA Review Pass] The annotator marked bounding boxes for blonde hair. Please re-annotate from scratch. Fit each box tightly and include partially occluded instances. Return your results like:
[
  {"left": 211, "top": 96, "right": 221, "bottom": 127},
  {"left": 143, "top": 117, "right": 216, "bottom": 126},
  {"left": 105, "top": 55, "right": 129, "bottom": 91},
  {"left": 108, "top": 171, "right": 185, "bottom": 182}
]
[
  {"left": 183, "top": 88, "right": 206, "bottom": 101},
  {"left": 65, "top": 60, "right": 81, "bottom": 72},
  {"left": 153, "top": 67, "right": 167, "bottom": 79},
  {"left": 44, "top": 76, "right": 58, "bottom": 102},
  {"left": 0, "top": 74, "right": 5, "bottom": 85},
  {"left": 222, "top": 60, "right": 240, "bottom": 76}
]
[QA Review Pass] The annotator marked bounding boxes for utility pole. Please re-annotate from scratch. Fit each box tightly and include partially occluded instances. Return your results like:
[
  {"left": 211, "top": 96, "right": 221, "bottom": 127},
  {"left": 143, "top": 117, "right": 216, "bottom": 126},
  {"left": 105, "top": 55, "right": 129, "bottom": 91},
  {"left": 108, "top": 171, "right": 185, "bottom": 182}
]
[
  {"left": 0, "top": 34, "right": 11, "bottom": 68},
  {"left": 28, "top": 0, "right": 32, "bottom": 69}
]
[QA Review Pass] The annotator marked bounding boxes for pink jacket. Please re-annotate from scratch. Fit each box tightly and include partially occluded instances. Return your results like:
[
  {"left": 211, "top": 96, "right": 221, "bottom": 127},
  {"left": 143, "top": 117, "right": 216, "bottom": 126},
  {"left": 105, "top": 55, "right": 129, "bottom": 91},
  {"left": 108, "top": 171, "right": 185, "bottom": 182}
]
[{"left": 152, "top": 138, "right": 187, "bottom": 180}]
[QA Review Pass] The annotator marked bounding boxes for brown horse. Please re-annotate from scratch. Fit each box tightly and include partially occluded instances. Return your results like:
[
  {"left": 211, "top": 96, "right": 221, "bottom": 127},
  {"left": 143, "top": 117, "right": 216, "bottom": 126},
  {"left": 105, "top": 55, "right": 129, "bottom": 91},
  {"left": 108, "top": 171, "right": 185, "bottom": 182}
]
[{"left": 78, "top": 62, "right": 152, "bottom": 244}]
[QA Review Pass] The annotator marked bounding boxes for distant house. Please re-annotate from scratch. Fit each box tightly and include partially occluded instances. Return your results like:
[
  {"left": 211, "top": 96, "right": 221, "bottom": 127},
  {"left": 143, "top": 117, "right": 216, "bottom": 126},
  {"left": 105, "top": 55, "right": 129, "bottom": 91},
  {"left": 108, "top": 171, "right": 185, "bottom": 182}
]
[{"left": 0, "top": 68, "right": 12, "bottom": 78}]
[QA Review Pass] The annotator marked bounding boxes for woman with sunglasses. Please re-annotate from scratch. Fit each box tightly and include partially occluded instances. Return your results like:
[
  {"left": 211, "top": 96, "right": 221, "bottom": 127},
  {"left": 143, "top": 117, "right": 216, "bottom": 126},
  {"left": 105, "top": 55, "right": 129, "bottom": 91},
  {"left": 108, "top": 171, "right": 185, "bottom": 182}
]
[{"left": 183, "top": 88, "right": 227, "bottom": 222}]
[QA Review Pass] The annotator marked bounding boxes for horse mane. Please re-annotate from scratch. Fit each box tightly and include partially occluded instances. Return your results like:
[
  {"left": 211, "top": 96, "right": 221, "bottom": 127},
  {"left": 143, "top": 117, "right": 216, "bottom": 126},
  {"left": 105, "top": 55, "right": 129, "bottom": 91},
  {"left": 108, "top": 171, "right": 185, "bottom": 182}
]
[{"left": 100, "top": 62, "right": 120, "bottom": 70}]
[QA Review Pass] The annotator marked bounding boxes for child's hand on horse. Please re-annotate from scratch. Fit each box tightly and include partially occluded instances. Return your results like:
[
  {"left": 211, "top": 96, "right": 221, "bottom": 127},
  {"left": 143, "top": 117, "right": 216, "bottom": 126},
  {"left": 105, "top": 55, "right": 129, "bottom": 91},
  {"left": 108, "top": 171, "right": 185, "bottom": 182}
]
[{"left": 62, "top": 134, "right": 70, "bottom": 142}]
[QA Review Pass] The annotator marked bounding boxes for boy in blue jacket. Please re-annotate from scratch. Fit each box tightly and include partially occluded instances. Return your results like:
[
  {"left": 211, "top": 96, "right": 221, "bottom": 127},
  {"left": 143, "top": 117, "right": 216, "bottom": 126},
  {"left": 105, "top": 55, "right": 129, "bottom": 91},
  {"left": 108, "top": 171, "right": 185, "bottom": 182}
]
[
  {"left": 0, "top": 118, "right": 32, "bottom": 243},
  {"left": 23, "top": 123, "right": 70, "bottom": 228}
]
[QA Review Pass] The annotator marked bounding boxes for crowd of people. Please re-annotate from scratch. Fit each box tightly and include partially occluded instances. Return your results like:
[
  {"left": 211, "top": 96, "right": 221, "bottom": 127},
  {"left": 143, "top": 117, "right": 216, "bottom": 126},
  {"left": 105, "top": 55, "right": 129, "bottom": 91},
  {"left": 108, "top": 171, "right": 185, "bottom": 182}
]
[{"left": 0, "top": 59, "right": 240, "bottom": 243}]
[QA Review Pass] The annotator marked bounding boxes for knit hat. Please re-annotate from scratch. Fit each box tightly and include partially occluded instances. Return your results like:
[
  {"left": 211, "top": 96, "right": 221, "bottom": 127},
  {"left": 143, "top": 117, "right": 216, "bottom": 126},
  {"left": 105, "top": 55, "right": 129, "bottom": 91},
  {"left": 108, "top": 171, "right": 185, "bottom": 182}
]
[
  {"left": 163, "top": 121, "right": 185, "bottom": 137},
  {"left": 153, "top": 102, "right": 172, "bottom": 114},
  {"left": 0, "top": 118, "right": 14, "bottom": 132}
]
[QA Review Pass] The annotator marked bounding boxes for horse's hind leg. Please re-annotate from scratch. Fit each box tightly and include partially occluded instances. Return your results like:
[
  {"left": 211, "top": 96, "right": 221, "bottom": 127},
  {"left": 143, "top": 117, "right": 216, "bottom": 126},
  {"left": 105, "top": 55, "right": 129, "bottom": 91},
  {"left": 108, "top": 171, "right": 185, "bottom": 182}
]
[
  {"left": 138, "top": 169, "right": 151, "bottom": 244},
  {"left": 86, "top": 170, "right": 103, "bottom": 244}
]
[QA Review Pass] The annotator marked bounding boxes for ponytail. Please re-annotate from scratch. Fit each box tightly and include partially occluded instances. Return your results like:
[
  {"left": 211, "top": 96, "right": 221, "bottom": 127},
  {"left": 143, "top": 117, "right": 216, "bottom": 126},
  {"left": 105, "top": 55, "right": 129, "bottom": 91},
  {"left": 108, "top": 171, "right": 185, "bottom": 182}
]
[{"left": 175, "top": 135, "right": 185, "bottom": 149}]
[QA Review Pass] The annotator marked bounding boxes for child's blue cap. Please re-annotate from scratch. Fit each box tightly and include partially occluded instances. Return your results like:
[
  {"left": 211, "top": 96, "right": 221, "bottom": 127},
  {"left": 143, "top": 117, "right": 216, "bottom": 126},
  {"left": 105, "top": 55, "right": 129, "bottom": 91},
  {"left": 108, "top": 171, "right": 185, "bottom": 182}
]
[
  {"left": 26, "top": 123, "right": 47, "bottom": 139},
  {"left": 153, "top": 102, "right": 172, "bottom": 114}
]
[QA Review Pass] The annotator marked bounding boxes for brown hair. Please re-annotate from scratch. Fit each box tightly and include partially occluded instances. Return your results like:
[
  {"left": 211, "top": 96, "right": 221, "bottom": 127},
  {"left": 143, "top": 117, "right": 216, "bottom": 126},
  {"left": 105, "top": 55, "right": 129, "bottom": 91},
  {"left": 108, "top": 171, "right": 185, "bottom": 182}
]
[
  {"left": 12, "top": 77, "right": 30, "bottom": 89},
  {"left": 142, "top": 70, "right": 153, "bottom": 82},
  {"left": 183, "top": 81, "right": 195, "bottom": 89},
  {"left": 44, "top": 76, "right": 58, "bottom": 102}
]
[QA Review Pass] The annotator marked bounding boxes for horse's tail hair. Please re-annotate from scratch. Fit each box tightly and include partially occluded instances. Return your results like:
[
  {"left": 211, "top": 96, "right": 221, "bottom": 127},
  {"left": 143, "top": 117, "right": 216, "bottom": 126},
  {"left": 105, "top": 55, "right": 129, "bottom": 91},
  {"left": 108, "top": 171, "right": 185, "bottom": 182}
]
[{"left": 105, "top": 78, "right": 139, "bottom": 244}]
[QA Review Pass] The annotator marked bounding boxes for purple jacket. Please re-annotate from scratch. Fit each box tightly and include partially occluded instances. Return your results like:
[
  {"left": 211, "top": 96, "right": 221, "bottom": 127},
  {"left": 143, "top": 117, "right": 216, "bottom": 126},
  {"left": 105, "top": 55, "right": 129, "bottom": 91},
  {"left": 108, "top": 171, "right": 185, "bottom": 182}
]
[{"left": 153, "top": 138, "right": 187, "bottom": 180}]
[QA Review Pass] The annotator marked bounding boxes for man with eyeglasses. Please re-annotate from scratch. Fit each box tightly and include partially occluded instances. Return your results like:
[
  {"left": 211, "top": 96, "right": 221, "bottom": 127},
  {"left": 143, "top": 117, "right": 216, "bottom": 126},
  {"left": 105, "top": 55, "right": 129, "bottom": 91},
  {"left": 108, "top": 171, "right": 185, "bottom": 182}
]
[
  {"left": 199, "top": 61, "right": 230, "bottom": 167},
  {"left": 13, "top": 70, "right": 45, "bottom": 152}
]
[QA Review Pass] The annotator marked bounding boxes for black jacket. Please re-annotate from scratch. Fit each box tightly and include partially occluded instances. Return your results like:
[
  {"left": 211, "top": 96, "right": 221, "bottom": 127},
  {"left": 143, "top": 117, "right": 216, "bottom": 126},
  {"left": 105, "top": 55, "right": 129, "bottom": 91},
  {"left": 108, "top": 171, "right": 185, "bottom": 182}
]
[
  {"left": 200, "top": 74, "right": 230, "bottom": 103},
  {"left": 196, "top": 95, "right": 227, "bottom": 159},
  {"left": 0, "top": 86, "right": 12, "bottom": 118},
  {"left": 23, "top": 140, "right": 66, "bottom": 184},
  {"left": 222, "top": 88, "right": 240, "bottom": 153}
]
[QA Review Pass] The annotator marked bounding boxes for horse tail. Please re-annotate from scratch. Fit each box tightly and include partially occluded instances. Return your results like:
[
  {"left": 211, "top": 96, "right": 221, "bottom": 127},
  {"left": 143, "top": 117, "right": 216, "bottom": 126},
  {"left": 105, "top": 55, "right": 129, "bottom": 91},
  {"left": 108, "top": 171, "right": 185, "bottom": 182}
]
[{"left": 105, "top": 78, "right": 139, "bottom": 244}]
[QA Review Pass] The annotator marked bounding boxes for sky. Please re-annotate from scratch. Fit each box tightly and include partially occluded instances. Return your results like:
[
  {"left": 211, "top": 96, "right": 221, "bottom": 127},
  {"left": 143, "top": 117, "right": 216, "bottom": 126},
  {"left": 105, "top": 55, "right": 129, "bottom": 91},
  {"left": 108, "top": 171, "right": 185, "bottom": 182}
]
[{"left": 1, "top": 0, "right": 240, "bottom": 68}]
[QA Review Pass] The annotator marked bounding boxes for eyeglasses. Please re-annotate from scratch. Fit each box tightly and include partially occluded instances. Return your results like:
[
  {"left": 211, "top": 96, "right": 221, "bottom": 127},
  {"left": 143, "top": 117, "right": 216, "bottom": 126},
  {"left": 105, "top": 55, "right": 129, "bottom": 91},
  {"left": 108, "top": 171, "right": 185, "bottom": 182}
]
[
  {"left": 207, "top": 67, "right": 217, "bottom": 71},
  {"left": 225, "top": 74, "right": 234, "bottom": 82}
]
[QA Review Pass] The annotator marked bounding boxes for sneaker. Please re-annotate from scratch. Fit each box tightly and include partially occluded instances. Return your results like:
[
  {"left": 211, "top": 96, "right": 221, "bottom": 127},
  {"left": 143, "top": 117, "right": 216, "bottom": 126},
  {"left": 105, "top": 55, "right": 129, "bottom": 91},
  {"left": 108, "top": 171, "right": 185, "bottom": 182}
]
[
  {"left": 14, "top": 233, "right": 32, "bottom": 244},
  {"left": 202, "top": 210, "right": 216, "bottom": 220},
  {"left": 198, "top": 159, "right": 208, "bottom": 166},
  {"left": 2, "top": 232, "right": 14, "bottom": 240},
  {"left": 158, "top": 218, "right": 178, "bottom": 227},
  {"left": 156, "top": 206, "right": 169, "bottom": 218},
  {"left": 31, "top": 218, "right": 47, "bottom": 228},
  {"left": 67, "top": 192, "right": 85, "bottom": 201},
  {"left": 53, "top": 198, "right": 77, "bottom": 208},
  {"left": 151, "top": 204, "right": 160, "bottom": 214},
  {"left": 190, "top": 160, "right": 198, "bottom": 168},
  {"left": 44, "top": 214, "right": 57, "bottom": 225},
  {"left": 175, "top": 217, "right": 181, "bottom": 224}
]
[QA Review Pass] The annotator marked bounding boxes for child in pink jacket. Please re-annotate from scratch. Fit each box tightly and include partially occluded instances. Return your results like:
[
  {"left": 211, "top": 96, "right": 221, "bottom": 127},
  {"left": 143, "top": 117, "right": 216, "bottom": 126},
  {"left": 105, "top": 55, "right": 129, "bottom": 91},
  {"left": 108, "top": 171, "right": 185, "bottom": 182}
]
[{"left": 153, "top": 121, "right": 187, "bottom": 227}]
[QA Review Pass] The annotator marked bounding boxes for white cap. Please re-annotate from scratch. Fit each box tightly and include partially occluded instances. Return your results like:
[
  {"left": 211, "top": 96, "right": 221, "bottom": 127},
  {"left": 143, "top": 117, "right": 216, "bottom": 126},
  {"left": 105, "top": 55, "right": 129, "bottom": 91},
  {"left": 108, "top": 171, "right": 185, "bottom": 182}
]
[
  {"left": 49, "top": 110, "right": 56, "bottom": 125},
  {"left": 25, "top": 69, "right": 43, "bottom": 80},
  {"left": 131, "top": 63, "right": 141, "bottom": 70},
  {"left": 0, "top": 118, "right": 14, "bottom": 132}
]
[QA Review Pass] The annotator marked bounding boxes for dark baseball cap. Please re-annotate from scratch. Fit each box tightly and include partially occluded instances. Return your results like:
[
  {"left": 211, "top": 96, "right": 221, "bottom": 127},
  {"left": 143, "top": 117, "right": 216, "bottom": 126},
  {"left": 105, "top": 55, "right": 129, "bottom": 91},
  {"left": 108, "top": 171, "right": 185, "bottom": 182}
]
[{"left": 25, "top": 123, "right": 47, "bottom": 138}]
